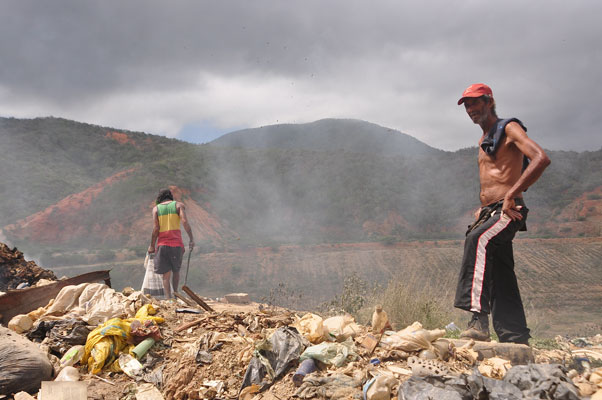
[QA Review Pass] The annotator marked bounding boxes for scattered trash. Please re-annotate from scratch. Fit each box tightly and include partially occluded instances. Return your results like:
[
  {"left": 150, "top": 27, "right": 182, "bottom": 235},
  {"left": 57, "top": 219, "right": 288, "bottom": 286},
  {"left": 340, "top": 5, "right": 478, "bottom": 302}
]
[
  {"left": 13, "top": 392, "right": 36, "bottom": 400},
  {"left": 363, "top": 375, "right": 396, "bottom": 400},
  {"left": 131, "top": 319, "right": 162, "bottom": 344},
  {"left": 44, "top": 319, "right": 90, "bottom": 355},
  {"left": 196, "top": 350, "right": 213, "bottom": 364},
  {"left": 202, "top": 379, "right": 225, "bottom": 396},
  {"left": 39, "top": 381, "right": 87, "bottom": 400},
  {"left": 135, "top": 382, "right": 165, "bottom": 400},
  {"left": 224, "top": 292, "right": 250, "bottom": 304},
  {"left": 359, "top": 333, "right": 381, "bottom": 352},
  {"left": 504, "top": 363, "right": 581, "bottom": 399},
  {"left": 141, "top": 253, "right": 166, "bottom": 299},
  {"left": 8, "top": 314, "right": 33, "bottom": 333},
  {"left": 119, "top": 354, "right": 144, "bottom": 378},
  {"left": 82, "top": 304, "right": 164, "bottom": 374},
  {"left": 240, "top": 326, "right": 306, "bottom": 393},
  {"left": 478, "top": 356, "right": 512, "bottom": 379},
  {"left": 399, "top": 369, "right": 523, "bottom": 400},
  {"left": 293, "top": 358, "right": 317, "bottom": 387},
  {"left": 175, "top": 308, "right": 202, "bottom": 314},
  {"left": 381, "top": 321, "right": 445, "bottom": 353},
  {"left": 0, "top": 326, "right": 53, "bottom": 396},
  {"left": 407, "top": 355, "right": 451, "bottom": 377},
  {"left": 296, "top": 373, "right": 362, "bottom": 399},
  {"left": 323, "top": 314, "right": 362, "bottom": 341},
  {"left": 132, "top": 338, "right": 156, "bottom": 360},
  {"left": 445, "top": 322, "right": 460, "bottom": 332},
  {"left": 293, "top": 313, "right": 329, "bottom": 344},
  {"left": 300, "top": 336, "right": 358, "bottom": 367},
  {"left": 55, "top": 366, "right": 80, "bottom": 382},
  {"left": 371, "top": 305, "right": 390, "bottom": 334},
  {"left": 369, "top": 358, "right": 381, "bottom": 366},
  {"left": 0, "top": 262, "right": 599, "bottom": 399},
  {"left": 0, "top": 243, "right": 57, "bottom": 292}
]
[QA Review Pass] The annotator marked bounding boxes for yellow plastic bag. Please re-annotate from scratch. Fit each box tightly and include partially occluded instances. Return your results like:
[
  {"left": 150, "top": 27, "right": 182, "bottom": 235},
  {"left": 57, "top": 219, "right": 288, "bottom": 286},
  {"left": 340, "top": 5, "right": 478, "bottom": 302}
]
[
  {"left": 82, "top": 305, "right": 165, "bottom": 374},
  {"left": 83, "top": 318, "right": 131, "bottom": 374},
  {"left": 127, "top": 303, "right": 165, "bottom": 324}
]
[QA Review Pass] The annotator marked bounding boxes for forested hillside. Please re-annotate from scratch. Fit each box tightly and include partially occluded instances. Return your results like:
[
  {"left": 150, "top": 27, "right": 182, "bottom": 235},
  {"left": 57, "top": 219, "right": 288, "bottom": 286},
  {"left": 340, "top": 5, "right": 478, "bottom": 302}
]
[{"left": 1, "top": 117, "right": 600, "bottom": 256}]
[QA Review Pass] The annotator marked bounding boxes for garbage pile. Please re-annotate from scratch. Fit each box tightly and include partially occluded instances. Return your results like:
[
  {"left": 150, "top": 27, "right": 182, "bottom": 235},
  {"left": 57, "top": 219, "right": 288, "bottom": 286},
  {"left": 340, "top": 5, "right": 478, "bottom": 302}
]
[
  {"left": 0, "top": 243, "right": 56, "bottom": 291},
  {"left": 1, "top": 283, "right": 601, "bottom": 400}
]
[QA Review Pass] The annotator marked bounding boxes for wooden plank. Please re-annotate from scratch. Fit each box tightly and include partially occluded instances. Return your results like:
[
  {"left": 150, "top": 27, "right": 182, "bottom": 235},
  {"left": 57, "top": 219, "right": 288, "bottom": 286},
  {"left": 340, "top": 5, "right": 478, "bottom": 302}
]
[
  {"left": 174, "top": 291, "right": 197, "bottom": 308},
  {"left": 181, "top": 285, "right": 214, "bottom": 312},
  {"left": 175, "top": 316, "right": 207, "bottom": 333},
  {"left": 0, "top": 270, "right": 111, "bottom": 326}
]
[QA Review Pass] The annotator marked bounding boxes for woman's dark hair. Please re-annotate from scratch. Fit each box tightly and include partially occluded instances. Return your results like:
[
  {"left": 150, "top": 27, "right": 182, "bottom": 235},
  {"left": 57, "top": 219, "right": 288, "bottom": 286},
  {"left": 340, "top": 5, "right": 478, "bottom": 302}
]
[{"left": 156, "top": 189, "right": 174, "bottom": 205}]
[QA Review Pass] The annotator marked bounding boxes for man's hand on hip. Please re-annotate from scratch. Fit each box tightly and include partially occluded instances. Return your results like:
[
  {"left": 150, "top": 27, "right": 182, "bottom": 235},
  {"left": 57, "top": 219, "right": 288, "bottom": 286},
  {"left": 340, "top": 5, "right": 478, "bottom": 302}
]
[{"left": 502, "top": 197, "right": 523, "bottom": 221}]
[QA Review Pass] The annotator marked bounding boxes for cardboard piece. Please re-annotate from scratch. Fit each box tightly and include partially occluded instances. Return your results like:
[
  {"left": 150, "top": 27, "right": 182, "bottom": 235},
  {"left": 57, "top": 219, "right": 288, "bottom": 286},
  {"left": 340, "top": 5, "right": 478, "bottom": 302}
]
[{"left": 40, "top": 381, "right": 87, "bottom": 400}]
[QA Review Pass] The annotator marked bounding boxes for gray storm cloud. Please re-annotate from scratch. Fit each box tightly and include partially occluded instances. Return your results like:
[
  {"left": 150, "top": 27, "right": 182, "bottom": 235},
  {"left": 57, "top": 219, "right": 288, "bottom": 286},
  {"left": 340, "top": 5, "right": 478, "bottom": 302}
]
[{"left": 0, "top": 0, "right": 600, "bottom": 150}]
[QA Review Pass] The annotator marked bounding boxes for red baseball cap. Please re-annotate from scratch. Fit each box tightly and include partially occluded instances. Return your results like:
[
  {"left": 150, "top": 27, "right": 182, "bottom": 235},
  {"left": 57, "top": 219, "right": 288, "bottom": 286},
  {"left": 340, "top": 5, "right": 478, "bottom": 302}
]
[{"left": 457, "top": 83, "right": 493, "bottom": 105}]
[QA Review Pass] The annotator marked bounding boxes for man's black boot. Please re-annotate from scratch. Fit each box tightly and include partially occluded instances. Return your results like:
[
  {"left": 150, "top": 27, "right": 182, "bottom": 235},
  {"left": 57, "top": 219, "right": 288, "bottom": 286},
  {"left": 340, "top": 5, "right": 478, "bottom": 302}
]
[{"left": 460, "top": 312, "right": 491, "bottom": 342}]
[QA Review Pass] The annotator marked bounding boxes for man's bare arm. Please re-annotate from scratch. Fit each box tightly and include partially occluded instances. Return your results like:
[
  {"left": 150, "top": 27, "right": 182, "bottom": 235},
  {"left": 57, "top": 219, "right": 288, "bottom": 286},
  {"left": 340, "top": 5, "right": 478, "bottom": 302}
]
[
  {"left": 178, "top": 203, "right": 194, "bottom": 250},
  {"left": 502, "top": 122, "right": 551, "bottom": 220},
  {"left": 148, "top": 207, "right": 160, "bottom": 253}
]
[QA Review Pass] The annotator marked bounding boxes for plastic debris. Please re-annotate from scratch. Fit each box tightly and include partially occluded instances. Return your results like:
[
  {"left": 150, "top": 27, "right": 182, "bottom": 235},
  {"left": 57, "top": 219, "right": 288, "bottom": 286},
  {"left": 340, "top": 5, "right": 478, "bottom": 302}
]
[
  {"left": 240, "top": 326, "right": 306, "bottom": 393},
  {"left": 293, "top": 313, "right": 329, "bottom": 344},
  {"left": 293, "top": 358, "right": 317, "bottom": 387},
  {"left": 55, "top": 366, "right": 81, "bottom": 382},
  {"left": 300, "top": 337, "right": 358, "bottom": 367}
]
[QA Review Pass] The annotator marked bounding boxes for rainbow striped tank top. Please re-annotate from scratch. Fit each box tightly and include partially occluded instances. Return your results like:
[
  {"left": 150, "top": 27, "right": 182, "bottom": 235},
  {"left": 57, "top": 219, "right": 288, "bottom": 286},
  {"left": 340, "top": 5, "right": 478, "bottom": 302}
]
[{"left": 157, "top": 201, "right": 184, "bottom": 247}]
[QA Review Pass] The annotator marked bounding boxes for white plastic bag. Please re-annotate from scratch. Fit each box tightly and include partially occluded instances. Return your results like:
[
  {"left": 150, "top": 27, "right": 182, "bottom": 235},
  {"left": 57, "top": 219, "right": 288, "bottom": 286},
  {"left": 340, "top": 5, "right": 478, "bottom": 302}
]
[
  {"left": 141, "top": 253, "right": 165, "bottom": 298},
  {"left": 292, "top": 313, "right": 329, "bottom": 344},
  {"left": 323, "top": 315, "right": 361, "bottom": 341}
]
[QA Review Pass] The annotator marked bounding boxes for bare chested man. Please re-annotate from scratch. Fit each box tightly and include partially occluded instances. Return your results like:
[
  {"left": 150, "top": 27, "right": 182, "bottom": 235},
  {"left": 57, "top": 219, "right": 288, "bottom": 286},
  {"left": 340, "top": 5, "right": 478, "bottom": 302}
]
[{"left": 453, "top": 83, "right": 550, "bottom": 344}]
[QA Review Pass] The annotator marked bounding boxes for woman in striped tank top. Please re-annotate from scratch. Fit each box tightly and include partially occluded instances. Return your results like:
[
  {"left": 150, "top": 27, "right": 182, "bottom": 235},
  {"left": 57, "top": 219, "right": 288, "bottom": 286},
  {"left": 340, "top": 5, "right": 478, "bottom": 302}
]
[{"left": 148, "top": 189, "right": 194, "bottom": 299}]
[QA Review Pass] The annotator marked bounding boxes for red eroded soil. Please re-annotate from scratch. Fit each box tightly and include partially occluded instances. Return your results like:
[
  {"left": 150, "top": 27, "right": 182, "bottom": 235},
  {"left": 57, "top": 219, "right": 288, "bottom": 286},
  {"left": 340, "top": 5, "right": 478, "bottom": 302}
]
[
  {"left": 362, "top": 210, "right": 411, "bottom": 236},
  {"left": 163, "top": 186, "right": 236, "bottom": 245},
  {"left": 2, "top": 168, "right": 139, "bottom": 244},
  {"left": 105, "top": 131, "right": 138, "bottom": 147},
  {"left": 1, "top": 177, "right": 234, "bottom": 247},
  {"left": 538, "top": 185, "right": 602, "bottom": 237}
]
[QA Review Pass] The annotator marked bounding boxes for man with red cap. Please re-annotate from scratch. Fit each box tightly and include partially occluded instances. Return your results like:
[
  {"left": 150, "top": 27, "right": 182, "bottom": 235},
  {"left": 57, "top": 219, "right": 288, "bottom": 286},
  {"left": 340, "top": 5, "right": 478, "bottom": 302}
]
[{"left": 454, "top": 83, "right": 550, "bottom": 344}]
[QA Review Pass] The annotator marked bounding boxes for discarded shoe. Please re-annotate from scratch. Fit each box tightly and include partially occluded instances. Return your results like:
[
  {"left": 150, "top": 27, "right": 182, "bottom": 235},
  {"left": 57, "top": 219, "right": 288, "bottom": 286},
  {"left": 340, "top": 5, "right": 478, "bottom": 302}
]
[{"left": 460, "top": 313, "right": 490, "bottom": 342}]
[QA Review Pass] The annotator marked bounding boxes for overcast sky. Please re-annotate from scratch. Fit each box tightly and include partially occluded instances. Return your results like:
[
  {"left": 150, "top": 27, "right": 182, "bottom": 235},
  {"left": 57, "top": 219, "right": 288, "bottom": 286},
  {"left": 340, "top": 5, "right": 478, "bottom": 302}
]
[{"left": 1, "top": 1, "right": 600, "bottom": 151}]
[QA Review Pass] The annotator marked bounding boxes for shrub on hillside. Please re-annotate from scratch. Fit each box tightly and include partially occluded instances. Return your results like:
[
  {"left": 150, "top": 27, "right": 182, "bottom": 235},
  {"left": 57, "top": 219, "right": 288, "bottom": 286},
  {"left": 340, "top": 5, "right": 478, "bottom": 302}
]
[
  {"left": 321, "top": 272, "right": 460, "bottom": 331},
  {"left": 368, "top": 279, "right": 457, "bottom": 330}
]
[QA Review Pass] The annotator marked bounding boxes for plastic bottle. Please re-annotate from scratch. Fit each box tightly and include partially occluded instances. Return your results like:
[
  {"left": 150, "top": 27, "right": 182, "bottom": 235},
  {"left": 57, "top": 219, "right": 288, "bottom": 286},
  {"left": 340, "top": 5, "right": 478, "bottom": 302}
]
[
  {"left": 293, "top": 359, "right": 316, "bottom": 386},
  {"left": 371, "top": 305, "right": 389, "bottom": 333},
  {"left": 60, "top": 345, "right": 85, "bottom": 367}
]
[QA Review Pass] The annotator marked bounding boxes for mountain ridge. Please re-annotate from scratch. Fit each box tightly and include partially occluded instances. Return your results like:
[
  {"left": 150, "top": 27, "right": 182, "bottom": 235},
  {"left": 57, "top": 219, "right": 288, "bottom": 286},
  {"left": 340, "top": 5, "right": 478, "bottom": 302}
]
[
  {"left": 1, "top": 116, "right": 600, "bottom": 254},
  {"left": 210, "top": 118, "right": 443, "bottom": 156}
]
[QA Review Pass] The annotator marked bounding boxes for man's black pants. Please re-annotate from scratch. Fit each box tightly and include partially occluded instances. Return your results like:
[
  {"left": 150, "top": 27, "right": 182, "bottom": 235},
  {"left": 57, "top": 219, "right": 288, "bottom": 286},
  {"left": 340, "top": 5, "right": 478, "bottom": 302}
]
[{"left": 454, "top": 199, "right": 531, "bottom": 343}]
